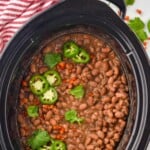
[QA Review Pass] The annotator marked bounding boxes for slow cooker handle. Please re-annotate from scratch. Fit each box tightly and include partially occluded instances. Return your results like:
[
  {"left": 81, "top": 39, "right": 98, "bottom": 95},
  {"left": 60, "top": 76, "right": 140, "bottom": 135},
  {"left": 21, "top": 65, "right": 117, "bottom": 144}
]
[
  {"left": 105, "top": 0, "right": 126, "bottom": 18},
  {"left": 64, "top": 0, "right": 126, "bottom": 19}
]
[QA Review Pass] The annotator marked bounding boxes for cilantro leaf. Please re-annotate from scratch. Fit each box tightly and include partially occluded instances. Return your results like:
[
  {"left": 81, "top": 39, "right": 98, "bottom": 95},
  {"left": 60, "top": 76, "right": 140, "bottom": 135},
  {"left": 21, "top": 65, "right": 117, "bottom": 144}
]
[
  {"left": 27, "top": 105, "right": 39, "bottom": 117},
  {"left": 128, "top": 17, "right": 148, "bottom": 42},
  {"left": 135, "top": 29, "right": 148, "bottom": 42},
  {"left": 65, "top": 110, "right": 84, "bottom": 124},
  {"left": 28, "top": 130, "right": 51, "bottom": 150},
  {"left": 128, "top": 17, "right": 145, "bottom": 31},
  {"left": 69, "top": 85, "right": 85, "bottom": 99},
  {"left": 44, "top": 53, "right": 62, "bottom": 68},
  {"left": 147, "top": 20, "right": 150, "bottom": 33},
  {"left": 125, "top": 0, "right": 135, "bottom": 6}
]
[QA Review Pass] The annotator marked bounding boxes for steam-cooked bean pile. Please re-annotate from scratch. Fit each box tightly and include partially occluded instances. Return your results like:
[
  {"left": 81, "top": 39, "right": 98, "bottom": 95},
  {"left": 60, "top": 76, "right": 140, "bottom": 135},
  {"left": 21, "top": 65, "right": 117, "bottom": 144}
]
[{"left": 18, "top": 33, "right": 129, "bottom": 150}]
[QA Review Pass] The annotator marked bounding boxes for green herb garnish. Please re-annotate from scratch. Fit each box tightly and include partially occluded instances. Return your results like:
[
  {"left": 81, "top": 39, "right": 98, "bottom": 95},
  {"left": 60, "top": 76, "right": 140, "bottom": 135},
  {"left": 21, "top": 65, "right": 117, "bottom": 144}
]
[
  {"left": 135, "top": 29, "right": 148, "bottom": 42},
  {"left": 27, "top": 105, "right": 39, "bottom": 118},
  {"left": 65, "top": 109, "right": 84, "bottom": 124},
  {"left": 147, "top": 20, "right": 150, "bottom": 33},
  {"left": 28, "top": 130, "right": 51, "bottom": 150},
  {"left": 125, "top": 0, "right": 135, "bottom": 6},
  {"left": 44, "top": 53, "right": 62, "bottom": 68},
  {"left": 69, "top": 85, "right": 85, "bottom": 99},
  {"left": 128, "top": 17, "right": 144, "bottom": 31},
  {"left": 128, "top": 17, "right": 148, "bottom": 42}
]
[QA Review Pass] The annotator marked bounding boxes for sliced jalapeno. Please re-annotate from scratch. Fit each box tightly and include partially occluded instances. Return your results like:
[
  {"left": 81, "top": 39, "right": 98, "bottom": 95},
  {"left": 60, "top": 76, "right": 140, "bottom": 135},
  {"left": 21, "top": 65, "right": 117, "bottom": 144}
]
[
  {"left": 29, "top": 75, "right": 49, "bottom": 95},
  {"left": 38, "top": 140, "right": 66, "bottom": 150},
  {"left": 39, "top": 87, "right": 58, "bottom": 104},
  {"left": 72, "top": 48, "right": 90, "bottom": 64},
  {"left": 39, "top": 145, "right": 52, "bottom": 150},
  {"left": 51, "top": 140, "right": 66, "bottom": 150},
  {"left": 44, "top": 70, "right": 61, "bottom": 86},
  {"left": 63, "top": 41, "right": 79, "bottom": 58}
]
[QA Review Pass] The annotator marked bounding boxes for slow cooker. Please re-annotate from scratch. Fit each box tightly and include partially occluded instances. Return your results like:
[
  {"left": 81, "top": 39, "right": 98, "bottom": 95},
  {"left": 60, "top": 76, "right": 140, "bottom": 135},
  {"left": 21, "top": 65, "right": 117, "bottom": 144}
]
[{"left": 0, "top": 0, "right": 150, "bottom": 149}]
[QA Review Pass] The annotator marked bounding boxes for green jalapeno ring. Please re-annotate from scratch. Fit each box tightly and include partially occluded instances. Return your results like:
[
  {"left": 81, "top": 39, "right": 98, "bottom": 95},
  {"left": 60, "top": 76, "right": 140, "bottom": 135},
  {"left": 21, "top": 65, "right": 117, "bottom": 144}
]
[
  {"left": 38, "top": 145, "right": 52, "bottom": 150},
  {"left": 38, "top": 140, "right": 66, "bottom": 150},
  {"left": 63, "top": 41, "right": 79, "bottom": 58},
  {"left": 72, "top": 48, "right": 90, "bottom": 64},
  {"left": 44, "top": 70, "right": 61, "bottom": 86},
  {"left": 29, "top": 75, "right": 49, "bottom": 95},
  {"left": 51, "top": 140, "right": 66, "bottom": 150},
  {"left": 39, "top": 87, "right": 58, "bottom": 104}
]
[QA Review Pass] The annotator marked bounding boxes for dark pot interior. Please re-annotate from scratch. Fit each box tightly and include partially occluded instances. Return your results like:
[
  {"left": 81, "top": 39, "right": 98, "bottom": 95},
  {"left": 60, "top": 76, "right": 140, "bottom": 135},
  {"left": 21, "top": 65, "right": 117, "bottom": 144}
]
[{"left": 0, "top": 0, "right": 150, "bottom": 150}]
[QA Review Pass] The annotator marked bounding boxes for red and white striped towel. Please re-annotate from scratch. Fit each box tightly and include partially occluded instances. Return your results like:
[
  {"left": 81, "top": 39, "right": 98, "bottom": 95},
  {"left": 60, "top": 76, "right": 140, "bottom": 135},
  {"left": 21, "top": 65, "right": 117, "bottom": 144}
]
[{"left": 0, "top": 0, "right": 59, "bottom": 54}]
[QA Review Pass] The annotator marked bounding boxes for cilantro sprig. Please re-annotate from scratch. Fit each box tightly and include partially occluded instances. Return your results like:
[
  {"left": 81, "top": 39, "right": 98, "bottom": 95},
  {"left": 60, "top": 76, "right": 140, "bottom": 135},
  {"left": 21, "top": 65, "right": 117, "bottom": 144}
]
[
  {"left": 147, "top": 20, "right": 150, "bottom": 33},
  {"left": 27, "top": 105, "right": 39, "bottom": 118},
  {"left": 125, "top": 0, "right": 135, "bottom": 6},
  {"left": 69, "top": 85, "right": 85, "bottom": 99},
  {"left": 128, "top": 17, "right": 144, "bottom": 31},
  {"left": 44, "top": 53, "right": 62, "bottom": 68},
  {"left": 128, "top": 17, "right": 148, "bottom": 42},
  {"left": 28, "top": 130, "right": 51, "bottom": 150},
  {"left": 65, "top": 109, "right": 84, "bottom": 124},
  {"left": 28, "top": 130, "right": 66, "bottom": 150}
]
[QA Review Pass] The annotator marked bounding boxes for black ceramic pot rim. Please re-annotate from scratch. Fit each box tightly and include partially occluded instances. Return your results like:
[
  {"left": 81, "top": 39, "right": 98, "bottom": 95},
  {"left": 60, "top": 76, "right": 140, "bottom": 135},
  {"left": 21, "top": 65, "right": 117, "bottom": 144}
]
[{"left": 0, "top": 0, "right": 150, "bottom": 150}]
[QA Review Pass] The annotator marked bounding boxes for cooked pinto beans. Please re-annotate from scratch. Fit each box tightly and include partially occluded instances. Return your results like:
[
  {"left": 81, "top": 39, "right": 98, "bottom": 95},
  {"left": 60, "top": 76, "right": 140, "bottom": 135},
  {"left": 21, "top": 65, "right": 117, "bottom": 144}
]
[{"left": 18, "top": 33, "right": 129, "bottom": 150}]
